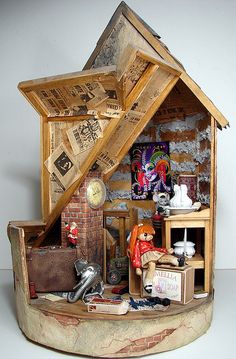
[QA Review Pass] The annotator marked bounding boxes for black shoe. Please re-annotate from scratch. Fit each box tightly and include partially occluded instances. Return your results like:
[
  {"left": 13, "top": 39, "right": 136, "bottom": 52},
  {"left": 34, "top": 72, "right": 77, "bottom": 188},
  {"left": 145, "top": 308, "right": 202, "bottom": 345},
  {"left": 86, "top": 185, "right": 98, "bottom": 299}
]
[
  {"left": 178, "top": 256, "right": 185, "bottom": 267},
  {"left": 144, "top": 284, "right": 152, "bottom": 294},
  {"left": 161, "top": 298, "right": 171, "bottom": 306},
  {"left": 149, "top": 297, "right": 162, "bottom": 305}
]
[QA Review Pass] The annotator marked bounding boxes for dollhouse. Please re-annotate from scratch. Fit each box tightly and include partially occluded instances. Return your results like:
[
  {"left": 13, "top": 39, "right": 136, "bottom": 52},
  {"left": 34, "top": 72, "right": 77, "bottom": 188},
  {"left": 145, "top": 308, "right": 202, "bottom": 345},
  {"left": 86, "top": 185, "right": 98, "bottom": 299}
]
[{"left": 8, "top": 2, "right": 229, "bottom": 357}]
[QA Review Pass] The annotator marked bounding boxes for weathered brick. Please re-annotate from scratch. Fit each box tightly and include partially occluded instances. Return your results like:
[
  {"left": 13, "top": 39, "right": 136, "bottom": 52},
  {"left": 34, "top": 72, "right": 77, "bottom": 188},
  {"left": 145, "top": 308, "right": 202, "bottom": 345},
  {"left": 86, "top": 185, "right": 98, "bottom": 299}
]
[{"left": 160, "top": 129, "right": 196, "bottom": 142}]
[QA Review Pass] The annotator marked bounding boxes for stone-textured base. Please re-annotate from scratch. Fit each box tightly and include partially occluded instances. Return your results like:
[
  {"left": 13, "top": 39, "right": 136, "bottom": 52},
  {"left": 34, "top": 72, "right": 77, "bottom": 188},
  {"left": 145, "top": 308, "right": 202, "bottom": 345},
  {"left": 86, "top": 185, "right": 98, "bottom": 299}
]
[{"left": 16, "top": 284, "right": 213, "bottom": 358}]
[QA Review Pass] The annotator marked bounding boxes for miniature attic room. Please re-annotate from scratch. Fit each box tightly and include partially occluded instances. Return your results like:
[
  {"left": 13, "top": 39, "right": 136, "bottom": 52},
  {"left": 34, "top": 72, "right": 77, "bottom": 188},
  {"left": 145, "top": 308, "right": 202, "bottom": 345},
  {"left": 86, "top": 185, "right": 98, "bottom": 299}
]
[{"left": 8, "top": 2, "right": 229, "bottom": 358}]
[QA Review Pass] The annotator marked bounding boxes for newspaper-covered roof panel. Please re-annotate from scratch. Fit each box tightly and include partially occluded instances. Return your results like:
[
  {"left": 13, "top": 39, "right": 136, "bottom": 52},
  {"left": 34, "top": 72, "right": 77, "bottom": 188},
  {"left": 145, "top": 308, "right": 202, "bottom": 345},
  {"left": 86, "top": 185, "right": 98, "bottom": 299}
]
[{"left": 18, "top": 65, "right": 124, "bottom": 118}]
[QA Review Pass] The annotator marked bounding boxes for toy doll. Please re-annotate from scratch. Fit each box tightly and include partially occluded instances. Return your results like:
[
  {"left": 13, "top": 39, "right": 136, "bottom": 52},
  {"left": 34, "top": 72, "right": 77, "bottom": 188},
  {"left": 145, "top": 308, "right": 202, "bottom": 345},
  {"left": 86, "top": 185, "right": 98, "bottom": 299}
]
[
  {"left": 128, "top": 224, "right": 185, "bottom": 293},
  {"left": 65, "top": 222, "right": 79, "bottom": 248}
]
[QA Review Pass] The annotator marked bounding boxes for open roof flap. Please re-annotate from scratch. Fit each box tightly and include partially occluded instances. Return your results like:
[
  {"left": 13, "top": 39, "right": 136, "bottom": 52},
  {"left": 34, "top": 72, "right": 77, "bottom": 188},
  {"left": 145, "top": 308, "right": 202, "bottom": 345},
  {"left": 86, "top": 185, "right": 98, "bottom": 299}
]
[{"left": 18, "top": 65, "right": 124, "bottom": 119}]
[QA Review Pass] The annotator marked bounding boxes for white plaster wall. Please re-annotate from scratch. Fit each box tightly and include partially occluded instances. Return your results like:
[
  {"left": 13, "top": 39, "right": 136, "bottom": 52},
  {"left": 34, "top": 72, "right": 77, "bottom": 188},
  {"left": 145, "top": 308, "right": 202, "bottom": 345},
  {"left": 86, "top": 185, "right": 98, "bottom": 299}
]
[{"left": 0, "top": 0, "right": 235, "bottom": 269}]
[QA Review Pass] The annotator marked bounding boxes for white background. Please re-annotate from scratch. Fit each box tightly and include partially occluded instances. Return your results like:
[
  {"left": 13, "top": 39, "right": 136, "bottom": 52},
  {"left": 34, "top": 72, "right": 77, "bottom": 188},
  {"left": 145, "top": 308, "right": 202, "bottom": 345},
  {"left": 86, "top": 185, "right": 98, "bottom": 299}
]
[{"left": 0, "top": 0, "right": 235, "bottom": 270}]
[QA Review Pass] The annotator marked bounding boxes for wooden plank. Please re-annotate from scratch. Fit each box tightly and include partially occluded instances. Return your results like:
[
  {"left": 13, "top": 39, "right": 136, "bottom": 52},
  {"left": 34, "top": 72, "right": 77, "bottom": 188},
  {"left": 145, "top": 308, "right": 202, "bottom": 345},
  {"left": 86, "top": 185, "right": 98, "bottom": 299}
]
[
  {"left": 126, "top": 63, "right": 159, "bottom": 109},
  {"left": 204, "top": 220, "right": 211, "bottom": 292},
  {"left": 47, "top": 115, "right": 101, "bottom": 122},
  {"left": 104, "top": 210, "right": 130, "bottom": 218},
  {"left": 209, "top": 115, "right": 217, "bottom": 291},
  {"left": 104, "top": 199, "right": 155, "bottom": 212},
  {"left": 40, "top": 117, "right": 51, "bottom": 220},
  {"left": 180, "top": 72, "right": 229, "bottom": 129},
  {"left": 136, "top": 48, "right": 182, "bottom": 76},
  {"left": 18, "top": 65, "right": 117, "bottom": 91},
  {"left": 119, "top": 217, "right": 126, "bottom": 256},
  {"left": 18, "top": 89, "right": 49, "bottom": 117},
  {"left": 103, "top": 74, "right": 179, "bottom": 181},
  {"left": 186, "top": 254, "right": 204, "bottom": 269},
  {"left": 30, "top": 291, "right": 212, "bottom": 320},
  {"left": 8, "top": 224, "right": 30, "bottom": 302}
]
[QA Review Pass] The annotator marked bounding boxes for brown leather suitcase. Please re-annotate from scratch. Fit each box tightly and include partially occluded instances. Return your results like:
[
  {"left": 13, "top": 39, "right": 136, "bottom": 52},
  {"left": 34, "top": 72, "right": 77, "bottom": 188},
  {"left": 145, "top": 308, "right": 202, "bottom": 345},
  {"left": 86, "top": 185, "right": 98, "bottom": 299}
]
[{"left": 26, "top": 246, "right": 79, "bottom": 292}]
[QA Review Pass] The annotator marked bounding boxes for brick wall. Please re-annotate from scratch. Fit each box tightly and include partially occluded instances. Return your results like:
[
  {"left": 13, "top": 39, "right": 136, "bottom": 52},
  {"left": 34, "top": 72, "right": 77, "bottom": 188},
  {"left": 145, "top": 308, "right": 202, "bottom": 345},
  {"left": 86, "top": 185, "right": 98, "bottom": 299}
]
[{"left": 61, "top": 170, "right": 104, "bottom": 269}]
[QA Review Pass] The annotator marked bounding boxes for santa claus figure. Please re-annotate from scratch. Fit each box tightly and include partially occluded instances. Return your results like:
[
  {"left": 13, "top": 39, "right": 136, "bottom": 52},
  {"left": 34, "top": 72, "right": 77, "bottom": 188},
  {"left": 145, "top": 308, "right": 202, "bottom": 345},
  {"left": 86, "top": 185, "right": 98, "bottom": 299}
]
[{"left": 65, "top": 222, "right": 79, "bottom": 248}]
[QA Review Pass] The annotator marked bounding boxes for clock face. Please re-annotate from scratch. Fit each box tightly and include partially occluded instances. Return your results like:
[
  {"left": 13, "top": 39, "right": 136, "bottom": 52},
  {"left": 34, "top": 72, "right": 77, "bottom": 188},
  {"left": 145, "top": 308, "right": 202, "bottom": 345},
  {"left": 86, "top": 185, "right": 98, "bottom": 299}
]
[{"left": 86, "top": 178, "right": 106, "bottom": 209}]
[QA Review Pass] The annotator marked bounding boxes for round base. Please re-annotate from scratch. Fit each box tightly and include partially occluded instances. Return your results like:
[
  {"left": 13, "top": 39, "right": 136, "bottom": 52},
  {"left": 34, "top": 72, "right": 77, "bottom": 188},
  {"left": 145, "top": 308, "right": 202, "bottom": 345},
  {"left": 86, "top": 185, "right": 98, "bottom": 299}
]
[{"left": 16, "top": 285, "right": 213, "bottom": 358}]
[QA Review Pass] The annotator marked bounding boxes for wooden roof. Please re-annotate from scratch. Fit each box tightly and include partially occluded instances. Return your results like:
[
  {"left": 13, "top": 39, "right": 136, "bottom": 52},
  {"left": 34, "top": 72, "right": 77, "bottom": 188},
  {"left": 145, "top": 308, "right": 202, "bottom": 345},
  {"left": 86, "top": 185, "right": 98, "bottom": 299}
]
[
  {"left": 84, "top": 1, "right": 229, "bottom": 130},
  {"left": 19, "top": 2, "right": 229, "bottom": 243}
]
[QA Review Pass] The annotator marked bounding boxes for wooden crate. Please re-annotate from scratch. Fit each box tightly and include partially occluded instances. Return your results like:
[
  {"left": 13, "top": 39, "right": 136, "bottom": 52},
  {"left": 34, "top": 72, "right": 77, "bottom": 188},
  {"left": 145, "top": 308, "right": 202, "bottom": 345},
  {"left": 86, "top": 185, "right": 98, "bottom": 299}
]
[{"left": 142, "top": 265, "right": 195, "bottom": 305}]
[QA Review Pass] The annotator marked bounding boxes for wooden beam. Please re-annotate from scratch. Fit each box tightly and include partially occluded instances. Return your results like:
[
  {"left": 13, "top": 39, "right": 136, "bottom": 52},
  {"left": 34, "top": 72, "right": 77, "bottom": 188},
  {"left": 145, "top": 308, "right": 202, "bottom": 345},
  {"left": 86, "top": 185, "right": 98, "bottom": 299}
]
[
  {"left": 104, "top": 74, "right": 179, "bottom": 181},
  {"left": 18, "top": 89, "right": 49, "bottom": 117},
  {"left": 118, "top": 75, "right": 179, "bottom": 158},
  {"left": 18, "top": 65, "right": 117, "bottom": 92},
  {"left": 126, "top": 63, "right": 159, "bottom": 109},
  {"left": 40, "top": 116, "right": 51, "bottom": 220},
  {"left": 47, "top": 115, "right": 109, "bottom": 122},
  {"left": 209, "top": 115, "right": 217, "bottom": 291}
]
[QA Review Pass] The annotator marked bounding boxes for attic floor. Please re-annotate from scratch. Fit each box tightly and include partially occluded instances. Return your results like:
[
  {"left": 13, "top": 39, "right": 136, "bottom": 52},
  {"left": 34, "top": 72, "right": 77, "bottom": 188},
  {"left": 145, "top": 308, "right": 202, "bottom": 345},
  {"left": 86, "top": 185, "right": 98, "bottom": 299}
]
[{"left": 30, "top": 284, "right": 210, "bottom": 321}]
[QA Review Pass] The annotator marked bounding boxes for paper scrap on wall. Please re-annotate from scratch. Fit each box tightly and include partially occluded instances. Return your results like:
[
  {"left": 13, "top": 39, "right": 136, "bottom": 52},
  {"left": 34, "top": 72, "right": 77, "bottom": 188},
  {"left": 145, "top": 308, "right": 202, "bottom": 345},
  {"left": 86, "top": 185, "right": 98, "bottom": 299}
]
[
  {"left": 35, "top": 81, "right": 111, "bottom": 117},
  {"left": 44, "top": 143, "right": 81, "bottom": 190},
  {"left": 66, "top": 118, "right": 104, "bottom": 155},
  {"left": 97, "top": 152, "right": 118, "bottom": 174}
]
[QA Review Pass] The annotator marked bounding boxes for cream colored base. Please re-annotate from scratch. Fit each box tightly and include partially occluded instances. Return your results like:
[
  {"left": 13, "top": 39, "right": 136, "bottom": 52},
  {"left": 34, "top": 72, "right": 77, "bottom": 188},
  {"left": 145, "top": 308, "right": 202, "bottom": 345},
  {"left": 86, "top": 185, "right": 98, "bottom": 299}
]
[{"left": 15, "top": 282, "right": 213, "bottom": 358}]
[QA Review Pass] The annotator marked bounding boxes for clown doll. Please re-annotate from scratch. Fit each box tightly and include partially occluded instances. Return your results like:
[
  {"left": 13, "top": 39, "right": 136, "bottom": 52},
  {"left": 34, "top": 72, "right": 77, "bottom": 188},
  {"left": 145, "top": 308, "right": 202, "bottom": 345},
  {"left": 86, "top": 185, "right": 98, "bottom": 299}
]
[
  {"left": 65, "top": 222, "right": 79, "bottom": 248},
  {"left": 128, "top": 224, "right": 185, "bottom": 293}
]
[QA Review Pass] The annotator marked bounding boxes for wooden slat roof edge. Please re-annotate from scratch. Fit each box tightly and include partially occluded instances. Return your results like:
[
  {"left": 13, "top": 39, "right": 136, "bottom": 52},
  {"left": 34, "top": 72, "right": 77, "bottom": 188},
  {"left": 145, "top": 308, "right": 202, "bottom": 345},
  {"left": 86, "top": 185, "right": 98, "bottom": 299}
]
[
  {"left": 18, "top": 65, "right": 117, "bottom": 91},
  {"left": 83, "top": 1, "right": 229, "bottom": 129}
]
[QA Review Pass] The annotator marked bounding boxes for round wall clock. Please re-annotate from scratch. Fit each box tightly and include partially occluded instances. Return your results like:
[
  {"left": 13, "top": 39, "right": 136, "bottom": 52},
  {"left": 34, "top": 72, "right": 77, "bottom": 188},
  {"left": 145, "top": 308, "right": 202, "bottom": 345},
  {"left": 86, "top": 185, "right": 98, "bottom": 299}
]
[{"left": 86, "top": 178, "right": 106, "bottom": 209}]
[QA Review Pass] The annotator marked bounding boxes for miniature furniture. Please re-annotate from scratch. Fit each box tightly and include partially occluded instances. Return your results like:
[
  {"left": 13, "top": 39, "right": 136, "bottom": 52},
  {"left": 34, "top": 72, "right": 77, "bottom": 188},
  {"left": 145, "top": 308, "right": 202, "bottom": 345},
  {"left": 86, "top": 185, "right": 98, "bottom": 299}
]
[
  {"left": 103, "top": 207, "right": 138, "bottom": 282},
  {"left": 163, "top": 208, "right": 211, "bottom": 292},
  {"left": 8, "top": 2, "right": 229, "bottom": 358}
]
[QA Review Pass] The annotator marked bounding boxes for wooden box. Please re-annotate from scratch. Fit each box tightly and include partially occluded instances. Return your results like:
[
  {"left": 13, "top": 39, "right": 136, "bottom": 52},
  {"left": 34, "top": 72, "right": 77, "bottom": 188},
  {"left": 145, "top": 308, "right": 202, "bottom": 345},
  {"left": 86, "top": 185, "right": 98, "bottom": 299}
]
[{"left": 142, "top": 265, "right": 195, "bottom": 305}]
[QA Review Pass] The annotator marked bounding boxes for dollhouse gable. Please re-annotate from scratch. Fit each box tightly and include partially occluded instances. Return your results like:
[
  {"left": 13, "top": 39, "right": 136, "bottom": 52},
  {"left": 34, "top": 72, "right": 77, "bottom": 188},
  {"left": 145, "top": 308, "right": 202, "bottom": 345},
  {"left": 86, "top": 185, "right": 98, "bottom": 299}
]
[{"left": 18, "top": 1, "right": 229, "bottom": 240}]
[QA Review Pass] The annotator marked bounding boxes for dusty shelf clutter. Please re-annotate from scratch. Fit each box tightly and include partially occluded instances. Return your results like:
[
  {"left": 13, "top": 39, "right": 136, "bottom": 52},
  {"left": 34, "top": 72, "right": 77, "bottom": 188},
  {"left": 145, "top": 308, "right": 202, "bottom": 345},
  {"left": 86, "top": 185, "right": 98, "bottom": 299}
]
[{"left": 8, "top": 2, "right": 229, "bottom": 358}]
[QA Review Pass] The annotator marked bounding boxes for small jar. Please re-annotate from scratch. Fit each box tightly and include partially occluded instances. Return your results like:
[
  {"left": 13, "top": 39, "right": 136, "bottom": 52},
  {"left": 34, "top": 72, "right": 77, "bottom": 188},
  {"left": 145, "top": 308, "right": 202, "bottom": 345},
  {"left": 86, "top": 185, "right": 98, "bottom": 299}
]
[{"left": 173, "top": 241, "right": 195, "bottom": 258}]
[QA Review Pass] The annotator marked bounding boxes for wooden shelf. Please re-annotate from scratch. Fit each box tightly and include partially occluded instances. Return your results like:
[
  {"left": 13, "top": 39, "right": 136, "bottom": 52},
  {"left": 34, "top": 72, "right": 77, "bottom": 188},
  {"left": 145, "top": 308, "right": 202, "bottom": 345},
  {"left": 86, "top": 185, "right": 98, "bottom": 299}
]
[{"left": 186, "top": 254, "right": 204, "bottom": 269}]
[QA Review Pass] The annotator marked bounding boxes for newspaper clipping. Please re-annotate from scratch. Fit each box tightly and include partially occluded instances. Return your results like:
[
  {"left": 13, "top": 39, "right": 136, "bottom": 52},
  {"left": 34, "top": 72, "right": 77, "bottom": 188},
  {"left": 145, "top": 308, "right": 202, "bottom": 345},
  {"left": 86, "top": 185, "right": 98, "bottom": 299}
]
[
  {"left": 97, "top": 152, "right": 118, "bottom": 174},
  {"left": 35, "top": 81, "right": 109, "bottom": 117},
  {"left": 45, "top": 143, "right": 81, "bottom": 191},
  {"left": 66, "top": 118, "right": 104, "bottom": 155}
]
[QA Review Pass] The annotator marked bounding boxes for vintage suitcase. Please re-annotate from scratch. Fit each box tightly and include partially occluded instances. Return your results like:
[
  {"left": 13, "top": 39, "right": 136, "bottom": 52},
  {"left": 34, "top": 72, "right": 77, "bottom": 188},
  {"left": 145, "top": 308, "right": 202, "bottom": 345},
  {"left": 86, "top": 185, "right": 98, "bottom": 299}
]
[{"left": 26, "top": 246, "right": 79, "bottom": 292}]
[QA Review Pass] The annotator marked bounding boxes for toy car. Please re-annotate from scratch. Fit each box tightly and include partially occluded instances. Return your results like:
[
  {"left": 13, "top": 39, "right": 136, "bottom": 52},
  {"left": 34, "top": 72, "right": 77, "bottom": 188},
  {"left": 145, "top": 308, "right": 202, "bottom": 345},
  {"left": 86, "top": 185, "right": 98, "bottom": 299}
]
[{"left": 107, "top": 256, "right": 129, "bottom": 285}]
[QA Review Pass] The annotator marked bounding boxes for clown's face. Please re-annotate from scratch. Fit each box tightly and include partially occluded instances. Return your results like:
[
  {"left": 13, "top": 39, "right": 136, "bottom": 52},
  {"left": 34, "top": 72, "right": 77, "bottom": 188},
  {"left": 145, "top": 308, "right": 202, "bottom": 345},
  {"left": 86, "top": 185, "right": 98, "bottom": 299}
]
[
  {"left": 144, "top": 162, "right": 157, "bottom": 182},
  {"left": 138, "top": 232, "right": 153, "bottom": 242}
]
